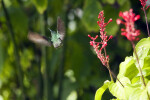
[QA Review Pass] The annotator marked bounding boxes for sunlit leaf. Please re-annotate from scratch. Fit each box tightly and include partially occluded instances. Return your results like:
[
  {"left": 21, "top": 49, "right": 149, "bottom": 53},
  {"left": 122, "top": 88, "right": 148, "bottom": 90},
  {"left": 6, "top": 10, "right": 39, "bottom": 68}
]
[
  {"left": 109, "top": 77, "right": 130, "bottom": 99},
  {"left": 32, "top": 0, "right": 48, "bottom": 14},
  {"left": 117, "top": 57, "right": 138, "bottom": 80},
  {"left": 124, "top": 83, "right": 148, "bottom": 100},
  {"left": 95, "top": 80, "right": 110, "bottom": 100}
]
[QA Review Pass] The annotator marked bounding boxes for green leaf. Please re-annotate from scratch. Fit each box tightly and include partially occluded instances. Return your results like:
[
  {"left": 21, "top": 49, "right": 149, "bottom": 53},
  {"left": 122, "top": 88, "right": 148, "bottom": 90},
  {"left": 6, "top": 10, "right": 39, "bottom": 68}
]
[
  {"left": 32, "top": 0, "right": 48, "bottom": 14},
  {"left": 95, "top": 80, "right": 110, "bottom": 100},
  {"left": 117, "top": 57, "right": 138, "bottom": 80},
  {"left": 20, "top": 49, "right": 34, "bottom": 71},
  {"left": 134, "top": 37, "right": 150, "bottom": 69},
  {"left": 124, "top": 83, "right": 148, "bottom": 100},
  {"left": 82, "top": 0, "right": 102, "bottom": 32},
  {"left": 119, "top": 1, "right": 131, "bottom": 11},
  {"left": 135, "top": 37, "right": 150, "bottom": 57},
  {"left": 110, "top": 99, "right": 121, "bottom": 100},
  {"left": 138, "top": 56, "right": 150, "bottom": 77},
  {"left": 146, "top": 81, "right": 150, "bottom": 95},
  {"left": 8, "top": 7, "right": 28, "bottom": 40},
  {"left": 106, "top": 0, "right": 115, "bottom": 4},
  {"left": 117, "top": 0, "right": 126, "bottom": 6},
  {"left": 109, "top": 77, "right": 130, "bottom": 99}
]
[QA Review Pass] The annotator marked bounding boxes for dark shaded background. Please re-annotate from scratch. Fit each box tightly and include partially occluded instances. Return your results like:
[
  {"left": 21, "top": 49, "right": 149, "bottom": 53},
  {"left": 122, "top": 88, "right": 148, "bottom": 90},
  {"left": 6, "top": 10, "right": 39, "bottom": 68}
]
[{"left": 0, "top": 0, "right": 149, "bottom": 100}]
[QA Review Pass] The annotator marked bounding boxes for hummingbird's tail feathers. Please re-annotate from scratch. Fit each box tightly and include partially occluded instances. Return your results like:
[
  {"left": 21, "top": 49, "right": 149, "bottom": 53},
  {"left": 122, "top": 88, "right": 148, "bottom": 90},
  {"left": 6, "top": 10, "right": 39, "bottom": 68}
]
[{"left": 57, "top": 16, "right": 65, "bottom": 40}]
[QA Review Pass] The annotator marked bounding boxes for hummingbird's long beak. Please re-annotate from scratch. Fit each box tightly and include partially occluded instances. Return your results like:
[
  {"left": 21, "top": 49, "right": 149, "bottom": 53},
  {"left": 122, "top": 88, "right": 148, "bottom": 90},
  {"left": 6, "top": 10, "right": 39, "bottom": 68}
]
[
  {"left": 48, "top": 28, "right": 53, "bottom": 36},
  {"left": 48, "top": 28, "right": 52, "bottom": 32}
]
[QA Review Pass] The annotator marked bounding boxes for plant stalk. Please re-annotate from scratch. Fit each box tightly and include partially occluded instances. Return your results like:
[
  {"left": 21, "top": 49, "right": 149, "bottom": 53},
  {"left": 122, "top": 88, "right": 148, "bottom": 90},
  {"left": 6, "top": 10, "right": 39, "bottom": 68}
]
[
  {"left": 1, "top": 0, "right": 25, "bottom": 99},
  {"left": 37, "top": 50, "right": 43, "bottom": 100},
  {"left": 143, "top": 7, "right": 150, "bottom": 37},
  {"left": 40, "top": 13, "right": 53, "bottom": 100},
  {"left": 104, "top": 48, "right": 124, "bottom": 87},
  {"left": 131, "top": 41, "right": 150, "bottom": 99},
  {"left": 131, "top": 41, "right": 146, "bottom": 86},
  {"left": 104, "top": 48, "right": 114, "bottom": 82},
  {"left": 107, "top": 66, "right": 124, "bottom": 87},
  {"left": 57, "top": 9, "right": 69, "bottom": 100}
]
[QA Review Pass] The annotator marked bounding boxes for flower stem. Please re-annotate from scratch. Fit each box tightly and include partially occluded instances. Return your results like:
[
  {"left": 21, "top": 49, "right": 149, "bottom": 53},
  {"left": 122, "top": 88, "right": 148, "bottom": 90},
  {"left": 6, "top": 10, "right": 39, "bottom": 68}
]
[
  {"left": 104, "top": 48, "right": 124, "bottom": 87},
  {"left": 131, "top": 41, "right": 146, "bottom": 86},
  {"left": 104, "top": 48, "right": 114, "bottom": 81},
  {"left": 107, "top": 65, "right": 124, "bottom": 88},
  {"left": 131, "top": 41, "right": 150, "bottom": 99},
  {"left": 143, "top": 7, "right": 150, "bottom": 37}
]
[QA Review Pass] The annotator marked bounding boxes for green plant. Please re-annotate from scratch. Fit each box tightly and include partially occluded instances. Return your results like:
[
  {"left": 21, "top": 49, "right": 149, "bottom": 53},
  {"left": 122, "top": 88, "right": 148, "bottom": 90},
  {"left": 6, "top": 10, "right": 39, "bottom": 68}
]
[{"left": 90, "top": 0, "right": 150, "bottom": 99}]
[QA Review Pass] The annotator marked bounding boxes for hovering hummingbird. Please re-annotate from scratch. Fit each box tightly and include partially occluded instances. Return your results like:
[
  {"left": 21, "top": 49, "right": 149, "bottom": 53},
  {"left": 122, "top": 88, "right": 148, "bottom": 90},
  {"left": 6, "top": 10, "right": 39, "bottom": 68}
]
[{"left": 28, "top": 16, "right": 65, "bottom": 48}]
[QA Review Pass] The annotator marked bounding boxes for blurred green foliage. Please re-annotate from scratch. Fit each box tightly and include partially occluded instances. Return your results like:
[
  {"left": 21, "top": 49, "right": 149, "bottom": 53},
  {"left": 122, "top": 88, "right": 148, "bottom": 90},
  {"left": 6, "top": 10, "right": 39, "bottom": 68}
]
[{"left": 0, "top": 0, "right": 149, "bottom": 100}]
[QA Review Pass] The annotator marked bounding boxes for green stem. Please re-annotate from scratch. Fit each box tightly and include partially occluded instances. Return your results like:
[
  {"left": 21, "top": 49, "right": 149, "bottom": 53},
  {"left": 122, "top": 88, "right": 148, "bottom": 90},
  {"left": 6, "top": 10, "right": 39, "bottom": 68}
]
[
  {"left": 131, "top": 42, "right": 146, "bottom": 86},
  {"left": 104, "top": 48, "right": 114, "bottom": 82},
  {"left": 143, "top": 7, "right": 150, "bottom": 37},
  {"left": 40, "top": 12, "right": 53, "bottom": 100},
  {"left": 104, "top": 48, "right": 124, "bottom": 87},
  {"left": 1, "top": 0, "right": 25, "bottom": 99},
  {"left": 57, "top": 8, "right": 69, "bottom": 100},
  {"left": 107, "top": 66, "right": 124, "bottom": 87},
  {"left": 37, "top": 50, "right": 43, "bottom": 100},
  {"left": 131, "top": 41, "right": 150, "bottom": 99},
  {"left": 40, "top": 14, "right": 49, "bottom": 100}
]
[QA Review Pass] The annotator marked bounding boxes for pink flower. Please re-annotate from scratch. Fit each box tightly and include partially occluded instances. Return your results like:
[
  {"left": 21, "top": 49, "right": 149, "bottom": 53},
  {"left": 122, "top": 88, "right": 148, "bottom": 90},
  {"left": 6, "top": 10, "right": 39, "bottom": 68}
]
[
  {"left": 116, "top": 9, "right": 141, "bottom": 41},
  {"left": 88, "top": 11, "right": 113, "bottom": 66},
  {"left": 139, "top": 0, "right": 147, "bottom": 8}
]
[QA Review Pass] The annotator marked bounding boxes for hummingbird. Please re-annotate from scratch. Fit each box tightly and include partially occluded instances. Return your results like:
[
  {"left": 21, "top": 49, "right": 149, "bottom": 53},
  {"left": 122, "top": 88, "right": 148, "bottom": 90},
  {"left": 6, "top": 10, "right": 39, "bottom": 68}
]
[{"left": 28, "top": 16, "right": 65, "bottom": 48}]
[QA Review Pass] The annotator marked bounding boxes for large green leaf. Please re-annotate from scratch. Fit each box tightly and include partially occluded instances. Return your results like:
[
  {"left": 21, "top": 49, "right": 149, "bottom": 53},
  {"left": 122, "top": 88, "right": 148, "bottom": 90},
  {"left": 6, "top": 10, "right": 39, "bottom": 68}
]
[
  {"left": 82, "top": 0, "right": 102, "bottom": 32},
  {"left": 135, "top": 37, "right": 150, "bottom": 57},
  {"left": 147, "top": 81, "right": 150, "bottom": 95},
  {"left": 117, "top": 57, "right": 138, "bottom": 80},
  {"left": 109, "top": 77, "right": 130, "bottom": 99},
  {"left": 95, "top": 80, "right": 110, "bottom": 100},
  {"left": 134, "top": 37, "right": 150, "bottom": 69},
  {"left": 124, "top": 83, "right": 148, "bottom": 100},
  {"left": 32, "top": 0, "right": 48, "bottom": 14}
]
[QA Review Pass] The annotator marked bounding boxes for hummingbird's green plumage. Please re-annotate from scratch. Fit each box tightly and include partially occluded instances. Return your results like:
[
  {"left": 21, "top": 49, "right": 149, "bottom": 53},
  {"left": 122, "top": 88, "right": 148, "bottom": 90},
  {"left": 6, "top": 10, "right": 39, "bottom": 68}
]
[
  {"left": 28, "top": 16, "right": 65, "bottom": 48},
  {"left": 49, "top": 30, "right": 62, "bottom": 48}
]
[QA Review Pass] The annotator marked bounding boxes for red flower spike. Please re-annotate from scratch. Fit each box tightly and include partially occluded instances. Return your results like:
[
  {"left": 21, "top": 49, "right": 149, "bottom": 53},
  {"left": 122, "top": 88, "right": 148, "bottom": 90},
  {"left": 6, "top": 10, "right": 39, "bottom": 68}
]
[
  {"left": 139, "top": 0, "right": 147, "bottom": 8},
  {"left": 116, "top": 9, "right": 141, "bottom": 41},
  {"left": 88, "top": 11, "right": 113, "bottom": 66}
]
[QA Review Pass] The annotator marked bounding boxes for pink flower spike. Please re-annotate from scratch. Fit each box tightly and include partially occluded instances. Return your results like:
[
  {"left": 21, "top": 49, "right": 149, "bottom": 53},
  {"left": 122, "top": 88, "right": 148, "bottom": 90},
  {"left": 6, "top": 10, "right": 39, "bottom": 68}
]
[
  {"left": 88, "top": 10, "right": 113, "bottom": 66},
  {"left": 116, "top": 9, "right": 141, "bottom": 41},
  {"left": 139, "top": 0, "right": 147, "bottom": 8}
]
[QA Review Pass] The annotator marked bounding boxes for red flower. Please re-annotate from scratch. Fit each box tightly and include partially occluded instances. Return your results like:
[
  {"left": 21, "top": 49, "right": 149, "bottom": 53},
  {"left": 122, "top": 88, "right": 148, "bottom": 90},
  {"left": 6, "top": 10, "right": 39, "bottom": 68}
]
[
  {"left": 140, "top": 0, "right": 147, "bottom": 7},
  {"left": 88, "top": 11, "right": 113, "bottom": 66},
  {"left": 116, "top": 9, "right": 141, "bottom": 41}
]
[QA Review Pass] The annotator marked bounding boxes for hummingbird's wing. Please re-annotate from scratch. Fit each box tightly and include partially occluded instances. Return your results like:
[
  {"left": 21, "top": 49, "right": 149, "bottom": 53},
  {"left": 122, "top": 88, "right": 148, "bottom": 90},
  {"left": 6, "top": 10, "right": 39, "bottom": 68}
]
[
  {"left": 57, "top": 16, "right": 65, "bottom": 40},
  {"left": 28, "top": 32, "right": 51, "bottom": 46}
]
